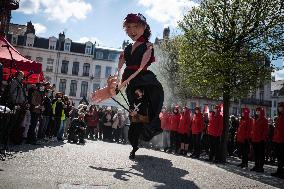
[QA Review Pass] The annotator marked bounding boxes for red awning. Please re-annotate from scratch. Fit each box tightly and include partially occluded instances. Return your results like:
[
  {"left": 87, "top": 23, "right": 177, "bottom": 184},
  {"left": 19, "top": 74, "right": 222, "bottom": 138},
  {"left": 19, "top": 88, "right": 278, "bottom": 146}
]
[{"left": 0, "top": 36, "right": 44, "bottom": 84}]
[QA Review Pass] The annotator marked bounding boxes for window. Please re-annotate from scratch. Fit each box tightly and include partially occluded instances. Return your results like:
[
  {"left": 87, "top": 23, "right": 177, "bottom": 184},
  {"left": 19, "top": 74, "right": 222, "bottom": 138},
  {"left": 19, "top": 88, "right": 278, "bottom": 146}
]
[
  {"left": 61, "top": 60, "right": 69, "bottom": 74},
  {"left": 105, "top": 66, "right": 112, "bottom": 78},
  {"left": 80, "top": 81, "right": 88, "bottom": 97},
  {"left": 47, "top": 58, "right": 54, "bottom": 65},
  {"left": 108, "top": 53, "right": 117, "bottom": 61},
  {"left": 94, "top": 65, "right": 101, "bottom": 78},
  {"left": 85, "top": 46, "right": 92, "bottom": 55},
  {"left": 12, "top": 36, "right": 17, "bottom": 45},
  {"left": 64, "top": 43, "right": 71, "bottom": 51},
  {"left": 46, "top": 66, "right": 53, "bottom": 72},
  {"left": 36, "top": 57, "right": 43, "bottom": 63},
  {"left": 72, "top": 62, "right": 79, "bottom": 75},
  {"left": 69, "top": 80, "right": 77, "bottom": 97},
  {"left": 49, "top": 45, "right": 55, "bottom": 50},
  {"left": 83, "top": 63, "right": 90, "bottom": 76},
  {"left": 93, "top": 83, "right": 100, "bottom": 92},
  {"left": 59, "top": 79, "right": 66, "bottom": 93},
  {"left": 260, "top": 92, "right": 264, "bottom": 101},
  {"left": 96, "top": 51, "right": 103, "bottom": 59},
  {"left": 274, "top": 100, "right": 277, "bottom": 107}
]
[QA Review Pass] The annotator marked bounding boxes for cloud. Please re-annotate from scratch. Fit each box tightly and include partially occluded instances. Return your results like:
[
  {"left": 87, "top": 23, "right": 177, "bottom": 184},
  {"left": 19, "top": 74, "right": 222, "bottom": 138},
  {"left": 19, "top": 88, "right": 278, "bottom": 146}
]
[
  {"left": 18, "top": 0, "right": 92, "bottom": 23},
  {"left": 138, "top": 0, "right": 199, "bottom": 27},
  {"left": 77, "top": 37, "right": 102, "bottom": 45},
  {"left": 17, "top": 0, "right": 40, "bottom": 14},
  {"left": 273, "top": 69, "right": 284, "bottom": 80},
  {"left": 33, "top": 23, "right": 47, "bottom": 35}
]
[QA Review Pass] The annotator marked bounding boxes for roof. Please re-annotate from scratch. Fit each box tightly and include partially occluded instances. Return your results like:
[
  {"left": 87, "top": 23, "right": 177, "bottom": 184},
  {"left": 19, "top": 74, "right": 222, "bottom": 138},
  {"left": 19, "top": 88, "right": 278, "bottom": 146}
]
[
  {"left": 95, "top": 46, "right": 122, "bottom": 52},
  {"left": 271, "top": 80, "right": 284, "bottom": 91},
  {"left": 8, "top": 23, "right": 27, "bottom": 35}
]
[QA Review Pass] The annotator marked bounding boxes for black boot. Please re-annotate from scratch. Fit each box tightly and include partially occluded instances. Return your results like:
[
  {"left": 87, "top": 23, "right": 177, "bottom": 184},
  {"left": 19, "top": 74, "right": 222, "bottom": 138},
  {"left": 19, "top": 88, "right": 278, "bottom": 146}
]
[{"left": 129, "top": 147, "right": 139, "bottom": 159}]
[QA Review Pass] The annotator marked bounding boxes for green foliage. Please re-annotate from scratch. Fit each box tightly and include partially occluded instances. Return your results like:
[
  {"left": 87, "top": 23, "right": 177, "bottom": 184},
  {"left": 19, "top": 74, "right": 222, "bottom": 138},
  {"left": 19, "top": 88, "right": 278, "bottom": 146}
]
[{"left": 177, "top": 0, "right": 283, "bottom": 100}]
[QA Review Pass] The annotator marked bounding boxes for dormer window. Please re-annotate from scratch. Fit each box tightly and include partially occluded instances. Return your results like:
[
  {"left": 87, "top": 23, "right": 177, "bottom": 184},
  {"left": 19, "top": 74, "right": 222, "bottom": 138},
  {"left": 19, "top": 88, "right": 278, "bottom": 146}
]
[
  {"left": 108, "top": 52, "right": 117, "bottom": 61},
  {"left": 26, "top": 33, "right": 35, "bottom": 47},
  {"left": 64, "top": 43, "right": 71, "bottom": 51},
  {"left": 64, "top": 38, "right": 72, "bottom": 52},
  {"left": 12, "top": 35, "right": 18, "bottom": 45},
  {"left": 96, "top": 51, "right": 103, "bottom": 59},
  {"left": 85, "top": 41, "right": 93, "bottom": 55},
  {"left": 49, "top": 36, "right": 57, "bottom": 50},
  {"left": 85, "top": 46, "right": 92, "bottom": 55}
]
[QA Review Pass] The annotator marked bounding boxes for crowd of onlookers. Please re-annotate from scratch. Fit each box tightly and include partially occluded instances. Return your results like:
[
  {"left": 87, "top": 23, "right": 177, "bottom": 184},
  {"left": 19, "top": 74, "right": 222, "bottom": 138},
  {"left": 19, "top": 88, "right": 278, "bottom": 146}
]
[
  {"left": 158, "top": 103, "right": 284, "bottom": 178},
  {"left": 0, "top": 71, "right": 130, "bottom": 146},
  {"left": 0, "top": 71, "right": 283, "bottom": 179}
]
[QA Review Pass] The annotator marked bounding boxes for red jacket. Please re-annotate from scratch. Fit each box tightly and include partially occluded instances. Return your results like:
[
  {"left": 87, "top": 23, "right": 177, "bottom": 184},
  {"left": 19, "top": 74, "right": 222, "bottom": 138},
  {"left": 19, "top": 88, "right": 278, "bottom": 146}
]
[
  {"left": 160, "top": 111, "right": 170, "bottom": 131},
  {"left": 85, "top": 111, "right": 99, "bottom": 127},
  {"left": 169, "top": 107, "right": 181, "bottom": 131},
  {"left": 273, "top": 112, "right": 284, "bottom": 143},
  {"left": 177, "top": 107, "right": 191, "bottom": 134},
  {"left": 237, "top": 109, "right": 253, "bottom": 143},
  {"left": 207, "top": 111, "right": 223, "bottom": 137},
  {"left": 191, "top": 112, "right": 204, "bottom": 134},
  {"left": 251, "top": 108, "right": 268, "bottom": 143}
]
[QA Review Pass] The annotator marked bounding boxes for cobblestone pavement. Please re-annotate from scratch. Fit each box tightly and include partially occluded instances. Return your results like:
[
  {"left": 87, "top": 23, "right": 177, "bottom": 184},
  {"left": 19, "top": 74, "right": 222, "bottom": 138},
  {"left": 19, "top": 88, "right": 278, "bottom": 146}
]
[{"left": 0, "top": 140, "right": 284, "bottom": 189}]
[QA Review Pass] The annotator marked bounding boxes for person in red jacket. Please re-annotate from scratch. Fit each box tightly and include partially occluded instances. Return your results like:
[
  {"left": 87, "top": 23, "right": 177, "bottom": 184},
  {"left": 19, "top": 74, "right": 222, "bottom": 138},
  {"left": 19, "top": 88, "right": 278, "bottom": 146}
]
[
  {"left": 271, "top": 102, "right": 284, "bottom": 178},
  {"left": 177, "top": 107, "right": 191, "bottom": 155},
  {"left": 160, "top": 107, "right": 171, "bottom": 152},
  {"left": 251, "top": 107, "right": 268, "bottom": 172},
  {"left": 236, "top": 107, "right": 253, "bottom": 168},
  {"left": 190, "top": 107, "right": 204, "bottom": 158},
  {"left": 169, "top": 106, "right": 181, "bottom": 153},
  {"left": 207, "top": 105, "right": 223, "bottom": 162}
]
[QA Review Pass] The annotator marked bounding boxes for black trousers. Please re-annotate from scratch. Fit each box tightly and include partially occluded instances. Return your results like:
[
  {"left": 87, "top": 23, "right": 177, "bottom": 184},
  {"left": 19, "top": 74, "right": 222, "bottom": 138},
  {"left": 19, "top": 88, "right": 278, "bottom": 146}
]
[
  {"left": 104, "top": 126, "right": 112, "bottom": 141},
  {"left": 113, "top": 128, "right": 122, "bottom": 142},
  {"left": 239, "top": 140, "right": 249, "bottom": 165},
  {"left": 170, "top": 131, "right": 179, "bottom": 152},
  {"left": 128, "top": 123, "right": 143, "bottom": 150},
  {"left": 252, "top": 141, "right": 265, "bottom": 169},
  {"left": 192, "top": 133, "right": 201, "bottom": 157},
  {"left": 27, "top": 112, "right": 40, "bottom": 143},
  {"left": 275, "top": 143, "right": 284, "bottom": 173},
  {"left": 209, "top": 135, "right": 220, "bottom": 161}
]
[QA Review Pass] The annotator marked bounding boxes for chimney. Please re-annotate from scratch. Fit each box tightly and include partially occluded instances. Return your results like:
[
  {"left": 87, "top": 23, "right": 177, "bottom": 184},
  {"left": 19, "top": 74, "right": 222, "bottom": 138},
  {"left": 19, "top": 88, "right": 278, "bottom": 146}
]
[
  {"left": 59, "top": 32, "right": 65, "bottom": 42},
  {"left": 25, "top": 21, "right": 35, "bottom": 35},
  {"left": 122, "top": 40, "right": 130, "bottom": 49},
  {"left": 163, "top": 27, "right": 170, "bottom": 40}
]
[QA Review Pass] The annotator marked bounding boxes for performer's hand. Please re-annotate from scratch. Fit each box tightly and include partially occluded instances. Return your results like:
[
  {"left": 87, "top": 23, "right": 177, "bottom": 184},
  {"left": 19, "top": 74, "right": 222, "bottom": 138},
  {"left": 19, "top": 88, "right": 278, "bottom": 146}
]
[{"left": 91, "top": 75, "right": 119, "bottom": 102}]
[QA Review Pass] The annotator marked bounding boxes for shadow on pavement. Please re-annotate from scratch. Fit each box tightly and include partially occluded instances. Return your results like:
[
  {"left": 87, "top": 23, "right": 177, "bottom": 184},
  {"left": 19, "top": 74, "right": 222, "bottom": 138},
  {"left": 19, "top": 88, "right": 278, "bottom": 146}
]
[
  {"left": 90, "top": 155, "right": 199, "bottom": 189},
  {"left": 199, "top": 156, "right": 284, "bottom": 189},
  {"left": 0, "top": 141, "right": 64, "bottom": 161}
]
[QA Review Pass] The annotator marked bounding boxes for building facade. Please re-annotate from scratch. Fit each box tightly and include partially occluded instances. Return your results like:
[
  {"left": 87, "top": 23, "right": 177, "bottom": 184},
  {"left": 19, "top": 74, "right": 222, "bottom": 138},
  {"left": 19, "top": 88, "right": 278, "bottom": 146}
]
[
  {"left": 7, "top": 22, "right": 122, "bottom": 107},
  {"left": 271, "top": 79, "right": 284, "bottom": 117}
]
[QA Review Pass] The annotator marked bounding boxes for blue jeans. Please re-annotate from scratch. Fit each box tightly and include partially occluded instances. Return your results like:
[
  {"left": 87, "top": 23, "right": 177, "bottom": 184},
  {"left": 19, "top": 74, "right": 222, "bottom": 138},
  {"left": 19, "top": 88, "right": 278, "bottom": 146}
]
[{"left": 57, "top": 119, "right": 66, "bottom": 140}]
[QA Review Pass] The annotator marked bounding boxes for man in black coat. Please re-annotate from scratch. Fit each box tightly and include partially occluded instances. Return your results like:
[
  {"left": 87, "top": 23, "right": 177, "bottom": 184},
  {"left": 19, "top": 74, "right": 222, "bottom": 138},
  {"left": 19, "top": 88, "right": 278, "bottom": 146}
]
[{"left": 68, "top": 113, "right": 86, "bottom": 144}]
